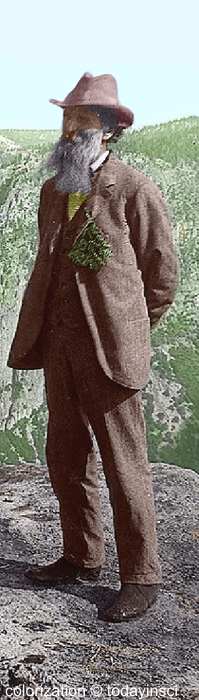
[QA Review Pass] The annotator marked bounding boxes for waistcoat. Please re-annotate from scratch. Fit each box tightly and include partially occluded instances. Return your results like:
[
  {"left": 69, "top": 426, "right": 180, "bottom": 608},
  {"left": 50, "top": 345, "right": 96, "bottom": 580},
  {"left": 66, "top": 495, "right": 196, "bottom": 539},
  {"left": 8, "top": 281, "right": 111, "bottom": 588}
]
[{"left": 44, "top": 193, "right": 90, "bottom": 333}]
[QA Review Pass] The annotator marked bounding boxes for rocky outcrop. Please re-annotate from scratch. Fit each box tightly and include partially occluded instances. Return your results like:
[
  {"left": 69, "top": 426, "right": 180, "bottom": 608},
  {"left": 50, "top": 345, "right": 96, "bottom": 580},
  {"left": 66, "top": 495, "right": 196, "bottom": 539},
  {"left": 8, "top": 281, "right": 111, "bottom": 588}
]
[{"left": 0, "top": 460, "right": 198, "bottom": 698}]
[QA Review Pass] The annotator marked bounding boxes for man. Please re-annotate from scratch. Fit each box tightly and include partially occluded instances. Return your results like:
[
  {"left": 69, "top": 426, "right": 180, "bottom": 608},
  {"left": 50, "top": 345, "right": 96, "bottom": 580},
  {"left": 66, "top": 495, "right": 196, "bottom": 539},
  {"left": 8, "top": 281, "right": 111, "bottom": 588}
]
[{"left": 7, "top": 73, "right": 179, "bottom": 623}]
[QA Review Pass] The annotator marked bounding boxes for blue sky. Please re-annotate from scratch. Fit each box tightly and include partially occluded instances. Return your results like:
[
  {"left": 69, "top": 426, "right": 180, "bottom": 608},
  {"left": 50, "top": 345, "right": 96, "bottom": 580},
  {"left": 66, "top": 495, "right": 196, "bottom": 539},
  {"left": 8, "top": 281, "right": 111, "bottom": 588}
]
[{"left": 1, "top": 0, "right": 198, "bottom": 132}]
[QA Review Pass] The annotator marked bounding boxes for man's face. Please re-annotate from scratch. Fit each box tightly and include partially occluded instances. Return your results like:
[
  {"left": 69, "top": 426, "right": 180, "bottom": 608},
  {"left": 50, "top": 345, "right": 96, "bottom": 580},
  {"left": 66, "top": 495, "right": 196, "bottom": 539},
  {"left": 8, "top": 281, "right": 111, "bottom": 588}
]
[{"left": 46, "top": 105, "right": 107, "bottom": 194}]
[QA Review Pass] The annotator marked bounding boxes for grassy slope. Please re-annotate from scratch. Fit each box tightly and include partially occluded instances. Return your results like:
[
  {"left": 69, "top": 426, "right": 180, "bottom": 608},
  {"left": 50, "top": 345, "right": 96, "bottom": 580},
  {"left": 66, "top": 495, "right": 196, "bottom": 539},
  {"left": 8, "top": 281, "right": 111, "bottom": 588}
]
[{"left": 1, "top": 115, "right": 199, "bottom": 163}]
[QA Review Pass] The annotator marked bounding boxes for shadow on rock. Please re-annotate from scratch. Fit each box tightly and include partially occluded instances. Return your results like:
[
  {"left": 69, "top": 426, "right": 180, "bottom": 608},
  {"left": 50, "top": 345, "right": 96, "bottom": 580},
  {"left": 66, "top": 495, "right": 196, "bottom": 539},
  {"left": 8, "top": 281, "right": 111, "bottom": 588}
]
[{"left": 0, "top": 555, "right": 119, "bottom": 609}]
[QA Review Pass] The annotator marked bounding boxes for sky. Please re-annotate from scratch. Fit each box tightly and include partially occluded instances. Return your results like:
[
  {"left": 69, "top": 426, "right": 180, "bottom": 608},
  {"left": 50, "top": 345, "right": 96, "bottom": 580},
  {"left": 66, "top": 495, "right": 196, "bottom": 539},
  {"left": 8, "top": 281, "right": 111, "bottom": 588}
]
[{"left": 1, "top": 0, "right": 198, "bottom": 132}]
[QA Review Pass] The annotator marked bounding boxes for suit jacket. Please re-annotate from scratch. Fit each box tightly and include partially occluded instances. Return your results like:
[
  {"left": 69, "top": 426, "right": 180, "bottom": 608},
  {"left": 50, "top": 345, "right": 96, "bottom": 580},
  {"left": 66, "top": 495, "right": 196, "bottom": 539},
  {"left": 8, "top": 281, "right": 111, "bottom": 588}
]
[{"left": 7, "top": 152, "right": 180, "bottom": 389}]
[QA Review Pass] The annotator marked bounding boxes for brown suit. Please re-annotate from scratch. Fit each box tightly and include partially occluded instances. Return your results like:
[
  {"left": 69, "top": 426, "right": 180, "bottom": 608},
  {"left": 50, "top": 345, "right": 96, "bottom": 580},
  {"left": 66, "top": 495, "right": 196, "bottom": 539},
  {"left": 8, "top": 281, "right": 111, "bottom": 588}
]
[
  {"left": 7, "top": 153, "right": 179, "bottom": 583},
  {"left": 7, "top": 152, "right": 179, "bottom": 386}
]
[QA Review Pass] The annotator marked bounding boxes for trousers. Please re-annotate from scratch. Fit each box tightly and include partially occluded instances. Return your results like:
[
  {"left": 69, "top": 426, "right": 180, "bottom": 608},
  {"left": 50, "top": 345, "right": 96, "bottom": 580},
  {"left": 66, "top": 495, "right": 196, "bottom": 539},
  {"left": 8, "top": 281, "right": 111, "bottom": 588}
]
[{"left": 42, "top": 314, "right": 162, "bottom": 584}]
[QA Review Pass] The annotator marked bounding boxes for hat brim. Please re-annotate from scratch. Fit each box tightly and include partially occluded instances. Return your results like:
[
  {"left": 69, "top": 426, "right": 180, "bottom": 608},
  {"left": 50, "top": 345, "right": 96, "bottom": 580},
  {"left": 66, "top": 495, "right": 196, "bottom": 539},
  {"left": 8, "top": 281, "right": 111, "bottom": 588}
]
[{"left": 49, "top": 98, "right": 134, "bottom": 128}]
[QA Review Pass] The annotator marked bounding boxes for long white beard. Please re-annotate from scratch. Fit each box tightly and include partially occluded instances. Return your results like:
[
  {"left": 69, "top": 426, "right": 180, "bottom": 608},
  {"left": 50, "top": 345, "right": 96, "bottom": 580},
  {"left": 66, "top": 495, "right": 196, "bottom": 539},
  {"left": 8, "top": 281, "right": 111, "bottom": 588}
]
[{"left": 46, "top": 128, "right": 104, "bottom": 193}]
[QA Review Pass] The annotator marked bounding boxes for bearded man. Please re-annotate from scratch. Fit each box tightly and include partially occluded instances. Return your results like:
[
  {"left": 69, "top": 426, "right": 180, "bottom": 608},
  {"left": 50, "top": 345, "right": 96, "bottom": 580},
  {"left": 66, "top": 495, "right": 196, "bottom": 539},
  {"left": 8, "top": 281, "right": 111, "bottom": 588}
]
[{"left": 7, "top": 73, "right": 179, "bottom": 623}]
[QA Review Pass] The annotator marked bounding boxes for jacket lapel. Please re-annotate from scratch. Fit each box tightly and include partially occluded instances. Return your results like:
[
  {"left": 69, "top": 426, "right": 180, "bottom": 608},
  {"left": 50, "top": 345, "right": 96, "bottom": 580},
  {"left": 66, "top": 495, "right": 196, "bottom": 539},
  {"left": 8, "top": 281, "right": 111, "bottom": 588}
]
[
  {"left": 39, "top": 152, "right": 118, "bottom": 256},
  {"left": 86, "top": 151, "right": 117, "bottom": 216}
]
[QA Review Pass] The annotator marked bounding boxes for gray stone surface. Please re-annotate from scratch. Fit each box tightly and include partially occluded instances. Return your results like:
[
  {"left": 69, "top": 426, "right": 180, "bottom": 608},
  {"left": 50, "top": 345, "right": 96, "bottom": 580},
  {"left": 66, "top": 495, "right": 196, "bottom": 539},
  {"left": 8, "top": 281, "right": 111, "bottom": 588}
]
[{"left": 0, "top": 459, "right": 198, "bottom": 699}]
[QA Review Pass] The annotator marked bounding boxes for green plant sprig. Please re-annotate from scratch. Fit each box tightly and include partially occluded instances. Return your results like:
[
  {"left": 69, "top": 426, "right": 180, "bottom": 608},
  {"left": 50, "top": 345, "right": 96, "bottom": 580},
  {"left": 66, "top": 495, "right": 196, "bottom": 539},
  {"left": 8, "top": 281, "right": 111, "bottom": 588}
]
[{"left": 68, "top": 211, "right": 112, "bottom": 271}]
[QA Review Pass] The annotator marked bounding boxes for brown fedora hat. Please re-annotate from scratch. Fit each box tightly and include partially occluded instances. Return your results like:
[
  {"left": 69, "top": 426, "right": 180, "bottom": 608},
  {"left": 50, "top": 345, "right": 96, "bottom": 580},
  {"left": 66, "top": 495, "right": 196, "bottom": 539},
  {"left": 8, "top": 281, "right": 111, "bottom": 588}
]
[{"left": 49, "top": 72, "right": 134, "bottom": 128}]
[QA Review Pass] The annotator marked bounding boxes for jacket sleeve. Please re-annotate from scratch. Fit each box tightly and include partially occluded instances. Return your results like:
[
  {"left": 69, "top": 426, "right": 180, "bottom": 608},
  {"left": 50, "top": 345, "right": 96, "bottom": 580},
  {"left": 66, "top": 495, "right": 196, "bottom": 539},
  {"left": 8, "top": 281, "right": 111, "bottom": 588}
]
[
  {"left": 125, "top": 179, "right": 180, "bottom": 329},
  {"left": 37, "top": 182, "right": 46, "bottom": 245}
]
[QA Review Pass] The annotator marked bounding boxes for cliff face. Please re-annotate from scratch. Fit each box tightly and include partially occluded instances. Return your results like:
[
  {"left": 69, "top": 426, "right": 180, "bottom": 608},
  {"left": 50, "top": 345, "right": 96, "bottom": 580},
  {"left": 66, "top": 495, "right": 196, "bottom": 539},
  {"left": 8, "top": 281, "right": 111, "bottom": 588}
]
[
  {"left": 0, "top": 461, "right": 198, "bottom": 698},
  {"left": 1, "top": 124, "right": 199, "bottom": 471}
]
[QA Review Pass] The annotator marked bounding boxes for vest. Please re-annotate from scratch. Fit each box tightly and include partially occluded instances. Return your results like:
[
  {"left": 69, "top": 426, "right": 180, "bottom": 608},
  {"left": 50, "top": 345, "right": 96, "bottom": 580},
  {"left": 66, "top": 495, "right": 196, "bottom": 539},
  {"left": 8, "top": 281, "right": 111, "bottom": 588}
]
[{"left": 43, "top": 192, "right": 90, "bottom": 335}]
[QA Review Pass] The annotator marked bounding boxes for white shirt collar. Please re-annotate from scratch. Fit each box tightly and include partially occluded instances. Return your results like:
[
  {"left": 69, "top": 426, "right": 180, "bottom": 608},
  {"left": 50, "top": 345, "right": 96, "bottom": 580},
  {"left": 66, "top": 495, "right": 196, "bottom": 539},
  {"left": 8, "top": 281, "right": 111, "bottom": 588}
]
[{"left": 90, "top": 149, "right": 110, "bottom": 173}]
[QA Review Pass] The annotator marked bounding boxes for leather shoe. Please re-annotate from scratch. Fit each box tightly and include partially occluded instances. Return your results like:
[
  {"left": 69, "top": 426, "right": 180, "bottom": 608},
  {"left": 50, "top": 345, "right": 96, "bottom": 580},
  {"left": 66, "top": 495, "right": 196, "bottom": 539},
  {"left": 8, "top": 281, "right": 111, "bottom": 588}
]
[
  {"left": 98, "top": 583, "right": 160, "bottom": 622},
  {"left": 25, "top": 556, "right": 101, "bottom": 584}
]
